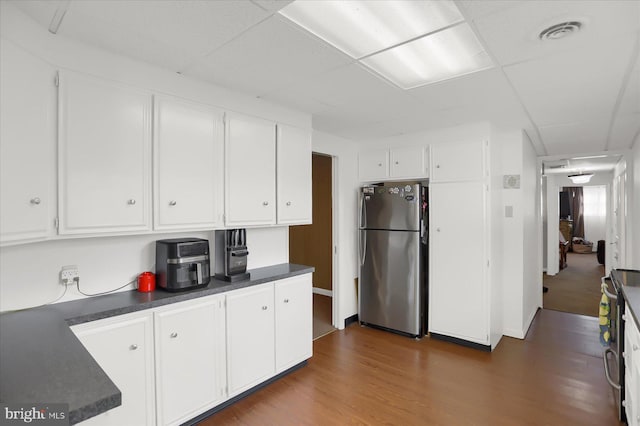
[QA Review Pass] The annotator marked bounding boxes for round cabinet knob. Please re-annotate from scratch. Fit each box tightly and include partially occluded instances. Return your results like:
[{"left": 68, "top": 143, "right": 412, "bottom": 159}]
[
  {"left": 170, "top": 332, "right": 178, "bottom": 338},
  {"left": 395, "top": 161, "right": 399, "bottom": 165},
  {"left": 262, "top": 306, "right": 268, "bottom": 310},
  {"left": 30, "top": 197, "right": 41, "bottom": 205},
  {"left": 129, "top": 344, "right": 138, "bottom": 351},
  {"left": 286, "top": 201, "right": 292, "bottom": 206},
  {"left": 436, "top": 227, "right": 441, "bottom": 232},
  {"left": 169, "top": 200, "right": 177, "bottom": 206},
  {"left": 284, "top": 299, "right": 290, "bottom": 303},
  {"left": 263, "top": 201, "right": 269, "bottom": 206},
  {"left": 634, "top": 344, "right": 639, "bottom": 351},
  {"left": 377, "top": 163, "right": 382, "bottom": 167},
  {"left": 436, "top": 164, "right": 440, "bottom": 168},
  {"left": 127, "top": 199, "right": 136, "bottom": 205}
]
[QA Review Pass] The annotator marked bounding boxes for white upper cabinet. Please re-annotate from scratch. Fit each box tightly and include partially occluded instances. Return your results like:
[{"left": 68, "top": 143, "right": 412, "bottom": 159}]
[
  {"left": 153, "top": 96, "right": 224, "bottom": 230},
  {"left": 390, "top": 146, "right": 425, "bottom": 179},
  {"left": 225, "top": 113, "right": 276, "bottom": 226},
  {"left": 358, "top": 149, "right": 389, "bottom": 182},
  {"left": 276, "top": 124, "right": 312, "bottom": 225},
  {"left": 430, "top": 140, "right": 485, "bottom": 183},
  {"left": 0, "top": 40, "right": 56, "bottom": 244},
  {"left": 58, "top": 71, "right": 152, "bottom": 235}
]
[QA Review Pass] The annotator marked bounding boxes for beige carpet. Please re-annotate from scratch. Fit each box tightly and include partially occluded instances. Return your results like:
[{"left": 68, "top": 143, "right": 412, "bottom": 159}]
[
  {"left": 313, "top": 293, "right": 336, "bottom": 340},
  {"left": 543, "top": 252, "right": 605, "bottom": 317}
]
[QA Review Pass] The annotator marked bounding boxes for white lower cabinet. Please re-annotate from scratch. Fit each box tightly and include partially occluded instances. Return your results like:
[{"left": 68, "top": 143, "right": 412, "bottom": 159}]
[
  {"left": 226, "top": 283, "right": 275, "bottom": 397},
  {"left": 72, "top": 275, "right": 312, "bottom": 425},
  {"left": 625, "top": 315, "right": 640, "bottom": 425},
  {"left": 154, "top": 295, "right": 226, "bottom": 426},
  {"left": 275, "top": 275, "right": 312, "bottom": 373},
  {"left": 71, "top": 312, "right": 155, "bottom": 426}
]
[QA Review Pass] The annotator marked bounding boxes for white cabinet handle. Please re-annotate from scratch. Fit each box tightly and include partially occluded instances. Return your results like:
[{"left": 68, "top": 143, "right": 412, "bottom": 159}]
[
  {"left": 170, "top": 332, "right": 178, "bottom": 338},
  {"left": 169, "top": 200, "right": 177, "bottom": 206},
  {"left": 263, "top": 201, "right": 269, "bottom": 206},
  {"left": 130, "top": 344, "right": 138, "bottom": 350},
  {"left": 261, "top": 306, "right": 268, "bottom": 310},
  {"left": 623, "top": 314, "right": 627, "bottom": 321},
  {"left": 127, "top": 199, "right": 136, "bottom": 205},
  {"left": 286, "top": 201, "right": 291, "bottom": 206},
  {"left": 284, "top": 299, "right": 290, "bottom": 303},
  {"left": 30, "top": 197, "right": 41, "bottom": 205}
]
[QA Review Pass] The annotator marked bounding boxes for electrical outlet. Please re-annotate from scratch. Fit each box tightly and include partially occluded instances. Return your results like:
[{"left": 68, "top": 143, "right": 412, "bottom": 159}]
[{"left": 60, "top": 265, "right": 79, "bottom": 286}]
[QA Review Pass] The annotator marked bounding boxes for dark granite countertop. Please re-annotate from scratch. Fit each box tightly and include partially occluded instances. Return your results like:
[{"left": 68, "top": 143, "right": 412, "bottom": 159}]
[
  {"left": 0, "top": 263, "right": 313, "bottom": 424},
  {"left": 613, "top": 269, "right": 640, "bottom": 330}
]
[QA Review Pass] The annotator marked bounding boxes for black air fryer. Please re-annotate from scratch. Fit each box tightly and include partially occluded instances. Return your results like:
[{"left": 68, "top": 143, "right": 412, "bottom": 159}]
[{"left": 156, "top": 238, "right": 211, "bottom": 292}]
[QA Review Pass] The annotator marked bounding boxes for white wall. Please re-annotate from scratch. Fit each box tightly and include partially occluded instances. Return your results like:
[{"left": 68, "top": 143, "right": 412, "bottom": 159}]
[
  {"left": 364, "top": 121, "right": 491, "bottom": 150},
  {"left": 0, "top": 4, "right": 298, "bottom": 311},
  {"left": 632, "top": 137, "right": 640, "bottom": 269},
  {"left": 312, "top": 131, "right": 359, "bottom": 329}
]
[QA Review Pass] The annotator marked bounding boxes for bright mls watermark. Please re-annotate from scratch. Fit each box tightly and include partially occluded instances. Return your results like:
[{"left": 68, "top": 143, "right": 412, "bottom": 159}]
[{"left": 0, "top": 404, "right": 68, "bottom": 425}]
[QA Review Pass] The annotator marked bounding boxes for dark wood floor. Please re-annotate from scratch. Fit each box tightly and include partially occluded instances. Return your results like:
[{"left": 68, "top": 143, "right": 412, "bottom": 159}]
[{"left": 200, "top": 309, "right": 621, "bottom": 425}]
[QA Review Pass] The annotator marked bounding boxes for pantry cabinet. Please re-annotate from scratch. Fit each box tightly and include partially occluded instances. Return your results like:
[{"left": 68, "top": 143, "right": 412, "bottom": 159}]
[
  {"left": 276, "top": 124, "right": 312, "bottom": 225},
  {"left": 225, "top": 113, "right": 276, "bottom": 226},
  {"left": 58, "top": 71, "right": 152, "bottom": 235},
  {"left": 430, "top": 140, "right": 486, "bottom": 182},
  {"left": 154, "top": 295, "right": 227, "bottom": 426},
  {"left": 275, "top": 275, "right": 313, "bottom": 373},
  {"left": 153, "top": 96, "right": 224, "bottom": 230},
  {"left": 0, "top": 39, "right": 56, "bottom": 245},
  {"left": 226, "top": 283, "right": 275, "bottom": 396},
  {"left": 71, "top": 312, "right": 155, "bottom": 426}
]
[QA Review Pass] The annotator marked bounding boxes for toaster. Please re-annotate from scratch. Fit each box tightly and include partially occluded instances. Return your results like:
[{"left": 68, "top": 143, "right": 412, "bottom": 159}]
[{"left": 156, "top": 238, "right": 211, "bottom": 292}]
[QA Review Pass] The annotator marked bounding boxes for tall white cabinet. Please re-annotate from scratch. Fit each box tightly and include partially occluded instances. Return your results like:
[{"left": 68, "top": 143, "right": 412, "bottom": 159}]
[
  {"left": 0, "top": 39, "right": 56, "bottom": 244},
  {"left": 225, "top": 113, "right": 276, "bottom": 226},
  {"left": 428, "top": 139, "right": 495, "bottom": 348},
  {"left": 153, "top": 96, "right": 224, "bottom": 230},
  {"left": 58, "top": 72, "right": 152, "bottom": 235},
  {"left": 276, "top": 124, "right": 312, "bottom": 225}
]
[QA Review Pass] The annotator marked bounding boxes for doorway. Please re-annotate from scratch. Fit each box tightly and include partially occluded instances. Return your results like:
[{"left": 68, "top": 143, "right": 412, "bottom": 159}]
[{"left": 289, "top": 153, "right": 335, "bottom": 339}]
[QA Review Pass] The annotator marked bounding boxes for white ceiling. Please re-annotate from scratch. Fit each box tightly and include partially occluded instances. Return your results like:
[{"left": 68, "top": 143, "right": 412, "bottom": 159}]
[{"left": 10, "top": 0, "right": 640, "bottom": 169}]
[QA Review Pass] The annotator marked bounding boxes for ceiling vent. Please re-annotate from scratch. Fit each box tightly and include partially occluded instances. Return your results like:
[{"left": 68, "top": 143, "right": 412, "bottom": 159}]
[{"left": 539, "top": 21, "right": 582, "bottom": 40}]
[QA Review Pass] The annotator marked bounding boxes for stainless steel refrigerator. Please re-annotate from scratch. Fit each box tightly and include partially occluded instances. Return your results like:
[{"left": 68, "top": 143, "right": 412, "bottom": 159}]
[{"left": 359, "top": 182, "right": 427, "bottom": 337}]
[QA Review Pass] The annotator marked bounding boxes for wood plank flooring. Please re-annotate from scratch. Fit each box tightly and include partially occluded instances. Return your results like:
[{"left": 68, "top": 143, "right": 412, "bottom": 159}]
[
  {"left": 313, "top": 294, "right": 335, "bottom": 340},
  {"left": 200, "top": 309, "right": 621, "bottom": 425}
]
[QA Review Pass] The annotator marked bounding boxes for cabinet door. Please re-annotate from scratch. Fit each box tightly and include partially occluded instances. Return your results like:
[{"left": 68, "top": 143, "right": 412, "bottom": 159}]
[
  {"left": 275, "top": 274, "right": 312, "bottom": 373},
  {"left": 429, "top": 182, "right": 488, "bottom": 344},
  {"left": 155, "top": 296, "right": 226, "bottom": 426},
  {"left": 72, "top": 313, "right": 155, "bottom": 426},
  {"left": 154, "top": 96, "right": 224, "bottom": 230},
  {"left": 431, "top": 140, "right": 485, "bottom": 183},
  {"left": 390, "top": 146, "right": 425, "bottom": 179},
  {"left": 359, "top": 150, "right": 389, "bottom": 182},
  {"left": 225, "top": 113, "right": 276, "bottom": 226},
  {"left": 226, "top": 283, "right": 275, "bottom": 396},
  {"left": 58, "top": 71, "right": 152, "bottom": 234},
  {"left": 0, "top": 39, "right": 56, "bottom": 244},
  {"left": 276, "top": 124, "right": 312, "bottom": 225}
]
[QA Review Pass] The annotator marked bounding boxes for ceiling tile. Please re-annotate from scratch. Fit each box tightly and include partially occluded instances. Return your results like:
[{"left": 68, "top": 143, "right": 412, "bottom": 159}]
[
  {"left": 183, "top": 16, "right": 353, "bottom": 96},
  {"left": 539, "top": 121, "right": 608, "bottom": 155},
  {"left": 456, "top": 0, "right": 524, "bottom": 21},
  {"left": 504, "top": 35, "right": 635, "bottom": 128},
  {"left": 471, "top": 0, "right": 640, "bottom": 66}
]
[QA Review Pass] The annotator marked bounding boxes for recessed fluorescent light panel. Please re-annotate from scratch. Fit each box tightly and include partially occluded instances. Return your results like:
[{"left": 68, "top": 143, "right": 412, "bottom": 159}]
[{"left": 279, "top": 0, "right": 492, "bottom": 89}]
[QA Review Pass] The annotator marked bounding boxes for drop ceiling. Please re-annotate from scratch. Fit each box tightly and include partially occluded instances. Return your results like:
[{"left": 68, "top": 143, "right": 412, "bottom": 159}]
[{"left": 7, "top": 0, "right": 640, "bottom": 163}]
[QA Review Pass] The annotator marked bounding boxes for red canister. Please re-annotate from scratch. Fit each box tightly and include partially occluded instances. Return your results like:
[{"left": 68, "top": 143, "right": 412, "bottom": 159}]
[{"left": 138, "top": 272, "right": 156, "bottom": 292}]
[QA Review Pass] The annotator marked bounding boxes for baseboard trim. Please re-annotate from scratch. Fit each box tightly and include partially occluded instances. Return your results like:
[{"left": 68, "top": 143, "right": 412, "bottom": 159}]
[
  {"left": 430, "top": 333, "right": 491, "bottom": 352},
  {"left": 503, "top": 328, "right": 525, "bottom": 339},
  {"left": 344, "top": 314, "right": 358, "bottom": 328},
  {"left": 313, "top": 287, "right": 333, "bottom": 297},
  {"left": 184, "top": 361, "right": 308, "bottom": 425}
]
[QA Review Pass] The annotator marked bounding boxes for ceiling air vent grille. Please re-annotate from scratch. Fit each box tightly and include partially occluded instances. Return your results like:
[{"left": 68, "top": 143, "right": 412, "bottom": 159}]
[{"left": 539, "top": 21, "right": 582, "bottom": 40}]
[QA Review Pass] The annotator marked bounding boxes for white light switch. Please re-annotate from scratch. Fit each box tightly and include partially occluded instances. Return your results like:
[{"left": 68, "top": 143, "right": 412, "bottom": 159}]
[{"left": 505, "top": 205, "right": 513, "bottom": 218}]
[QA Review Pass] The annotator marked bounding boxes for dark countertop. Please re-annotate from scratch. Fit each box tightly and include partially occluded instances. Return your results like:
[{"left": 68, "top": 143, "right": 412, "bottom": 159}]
[
  {"left": 0, "top": 263, "right": 313, "bottom": 425},
  {"left": 613, "top": 269, "right": 640, "bottom": 329}
]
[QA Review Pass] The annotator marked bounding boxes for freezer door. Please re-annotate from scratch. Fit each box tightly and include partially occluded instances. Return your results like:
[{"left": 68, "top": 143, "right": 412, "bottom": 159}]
[
  {"left": 361, "top": 184, "right": 420, "bottom": 231},
  {"left": 359, "top": 229, "right": 422, "bottom": 336}
]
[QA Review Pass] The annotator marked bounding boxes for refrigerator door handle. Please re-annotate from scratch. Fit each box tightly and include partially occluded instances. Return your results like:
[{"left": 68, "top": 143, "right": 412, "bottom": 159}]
[
  {"left": 359, "top": 193, "right": 367, "bottom": 229},
  {"left": 360, "top": 230, "right": 367, "bottom": 266}
]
